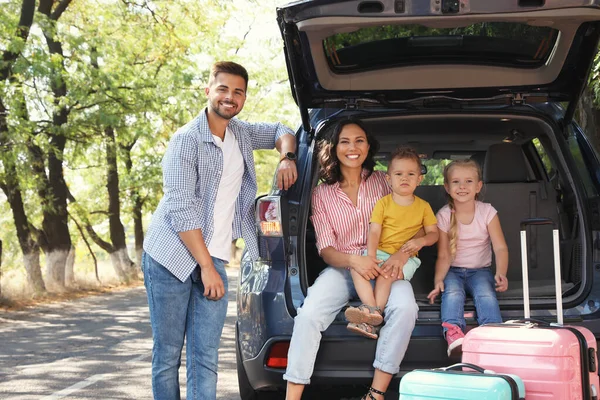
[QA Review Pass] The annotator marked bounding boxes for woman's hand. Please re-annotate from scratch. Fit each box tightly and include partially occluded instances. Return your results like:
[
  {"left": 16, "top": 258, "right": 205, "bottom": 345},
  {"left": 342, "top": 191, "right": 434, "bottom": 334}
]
[
  {"left": 351, "top": 254, "right": 383, "bottom": 281},
  {"left": 427, "top": 281, "right": 444, "bottom": 304},
  {"left": 495, "top": 274, "right": 508, "bottom": 292},
  {"left": 381, "top": 251, "right": 410, "bottom": 279}
]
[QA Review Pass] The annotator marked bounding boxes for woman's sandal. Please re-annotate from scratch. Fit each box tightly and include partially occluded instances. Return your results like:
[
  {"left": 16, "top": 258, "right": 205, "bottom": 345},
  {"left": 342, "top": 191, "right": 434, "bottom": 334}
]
[
  {"left": 361, "top": 386, "right": 386, "bottom": 400},
  {"left": 345, "top": 304, "right": 384, "bottom": 326},
  {"left": 347, "top": 322, "right": 380, "bottom": 339}
]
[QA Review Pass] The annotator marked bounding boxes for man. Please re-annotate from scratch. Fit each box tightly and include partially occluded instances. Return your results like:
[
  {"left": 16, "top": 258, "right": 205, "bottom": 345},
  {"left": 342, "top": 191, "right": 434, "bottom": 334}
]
[{"left": 143, "top": 61, "right": 296, "bottom": 400}]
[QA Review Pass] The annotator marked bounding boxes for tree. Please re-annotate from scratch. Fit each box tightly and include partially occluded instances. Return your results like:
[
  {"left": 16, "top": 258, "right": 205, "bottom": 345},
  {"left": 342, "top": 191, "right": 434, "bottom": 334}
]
[
  {"left": 0, "top": 0, "right": 46, "bottom": 293},
  {"left": 0, "top": 0, "right": 298, "bottom": 294}
]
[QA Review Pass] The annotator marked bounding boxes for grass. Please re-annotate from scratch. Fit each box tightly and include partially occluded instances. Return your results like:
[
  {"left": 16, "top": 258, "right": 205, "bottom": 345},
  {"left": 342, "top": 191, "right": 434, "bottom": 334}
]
[{"left": 0, "top": 259, "right": 143, "bottom": 312}]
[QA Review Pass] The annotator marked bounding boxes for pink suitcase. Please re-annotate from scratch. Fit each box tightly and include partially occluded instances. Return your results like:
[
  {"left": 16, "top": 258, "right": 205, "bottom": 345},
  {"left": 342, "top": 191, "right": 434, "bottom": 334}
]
[{"left": 462, "top": 218, "right": 599, "bottom": 400}]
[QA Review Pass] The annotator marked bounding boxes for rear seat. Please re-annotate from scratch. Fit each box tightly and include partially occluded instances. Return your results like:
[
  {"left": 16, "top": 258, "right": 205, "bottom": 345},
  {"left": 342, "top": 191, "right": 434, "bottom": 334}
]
[
  {"left": 413, "top": 143, "right": 561, "bottom": 298},
  {"left": 481, "top": 143, "right": 560, "bottom": 288},
  {"left": 310, "top": 143, "right": 562, "bottom": 298}
]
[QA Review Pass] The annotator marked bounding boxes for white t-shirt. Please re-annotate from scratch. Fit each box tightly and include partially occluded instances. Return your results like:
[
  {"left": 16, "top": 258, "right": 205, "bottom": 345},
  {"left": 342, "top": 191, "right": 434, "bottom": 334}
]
[
  {"left": 207, "top": 127, "right": 244, "bottom": 262},
  {"left": 436, "top": 201, "right": 497, "bottom": 269}
]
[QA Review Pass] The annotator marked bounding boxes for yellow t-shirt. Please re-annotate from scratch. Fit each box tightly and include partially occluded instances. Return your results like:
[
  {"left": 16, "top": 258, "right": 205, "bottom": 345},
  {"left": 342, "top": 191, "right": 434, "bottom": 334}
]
[{"left": 370, "top": 194, "right": 437, "bottom": 255}]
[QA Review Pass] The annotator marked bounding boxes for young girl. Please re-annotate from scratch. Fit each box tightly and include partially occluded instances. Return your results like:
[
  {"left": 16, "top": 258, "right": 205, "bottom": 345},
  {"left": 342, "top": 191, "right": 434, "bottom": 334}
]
[
  {"left": 345, "top": 146, "right": 439, "bottom": 339},
  {"left": 427, "top": 159, "right": 509, "bottom": 356}
]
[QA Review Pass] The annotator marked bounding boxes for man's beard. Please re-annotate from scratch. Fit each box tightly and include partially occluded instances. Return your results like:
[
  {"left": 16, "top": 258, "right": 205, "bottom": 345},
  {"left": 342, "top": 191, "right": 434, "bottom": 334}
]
[{"left": 209, "top": 100, "right": 238, "bottom": 120}]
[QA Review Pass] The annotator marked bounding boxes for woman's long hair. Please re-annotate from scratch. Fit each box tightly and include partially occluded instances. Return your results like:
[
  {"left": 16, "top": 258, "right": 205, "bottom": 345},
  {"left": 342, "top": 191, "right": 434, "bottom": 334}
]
[
  {"left": 317, "top": 118, "right": 380, "bottom": 185},
  {"left": 443, "top": 159, "right": 483, "bottom": 260}
]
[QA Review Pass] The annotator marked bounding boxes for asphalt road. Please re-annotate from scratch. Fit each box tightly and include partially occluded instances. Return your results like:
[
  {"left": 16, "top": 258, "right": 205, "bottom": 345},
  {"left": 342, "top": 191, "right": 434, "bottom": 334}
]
[
  {"left": 0, "top": 267, "right": 376, "bottom": 400},
  {"left": 0, "top": 267, "right": 241, "bottom": 400}
]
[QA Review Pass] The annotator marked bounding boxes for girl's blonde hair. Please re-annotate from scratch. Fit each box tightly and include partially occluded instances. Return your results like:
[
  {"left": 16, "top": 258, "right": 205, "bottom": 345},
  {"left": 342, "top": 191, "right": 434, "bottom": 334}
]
[{"left": 443, "top": 159, "right": 483, "bottom": 260}]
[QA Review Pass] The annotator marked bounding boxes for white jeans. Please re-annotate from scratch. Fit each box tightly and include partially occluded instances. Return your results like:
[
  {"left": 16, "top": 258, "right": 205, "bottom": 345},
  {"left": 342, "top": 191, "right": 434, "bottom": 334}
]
[{"left": 283, "top": 266, "right": 418, "bottom": 384}]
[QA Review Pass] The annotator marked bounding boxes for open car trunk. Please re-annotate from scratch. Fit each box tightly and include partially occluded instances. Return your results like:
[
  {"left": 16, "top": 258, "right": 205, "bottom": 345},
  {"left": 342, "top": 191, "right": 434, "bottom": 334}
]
[{"left": 300, "top": 110, "right": 591, "bottom": 312}]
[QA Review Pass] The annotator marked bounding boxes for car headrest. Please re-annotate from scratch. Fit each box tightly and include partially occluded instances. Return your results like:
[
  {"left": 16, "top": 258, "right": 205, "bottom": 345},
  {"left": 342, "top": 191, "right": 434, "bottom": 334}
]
[
  {"left": 483, "top": 143, "right": 529, "bottom": 183},
  {"left": 469, "top": 152, "right": 486, "bottom": 175}
]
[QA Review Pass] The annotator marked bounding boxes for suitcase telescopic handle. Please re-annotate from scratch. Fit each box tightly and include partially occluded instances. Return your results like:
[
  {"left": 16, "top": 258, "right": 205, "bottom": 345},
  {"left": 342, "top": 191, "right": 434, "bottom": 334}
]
[
  {"left": 520, "top": 217, "right": 557, "bottom": 229},
  {"left": 505, "top": 318, "right": 551, "bottom": 326},
  {"left": 520, "top": 217, "right": 563, "bottom": 325}
]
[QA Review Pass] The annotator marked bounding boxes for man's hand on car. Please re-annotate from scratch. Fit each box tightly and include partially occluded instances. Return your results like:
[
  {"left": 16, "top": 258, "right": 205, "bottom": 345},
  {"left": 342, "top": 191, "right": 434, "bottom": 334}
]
[
  {"left": 277, "top": 159, "right": 298, "bottom": 190},
  {"left": 201, "top": 265, "right": 225, "bottom": 300},
  {"left": 351, "top": 254, "right": 383, "bottom": 281}
]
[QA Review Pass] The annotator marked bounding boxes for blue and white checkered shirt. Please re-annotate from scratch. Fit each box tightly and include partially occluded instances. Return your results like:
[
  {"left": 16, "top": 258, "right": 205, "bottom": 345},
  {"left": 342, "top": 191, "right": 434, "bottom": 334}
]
[{"left": 143, "top": 108, "right": 294, "bottom": 282}]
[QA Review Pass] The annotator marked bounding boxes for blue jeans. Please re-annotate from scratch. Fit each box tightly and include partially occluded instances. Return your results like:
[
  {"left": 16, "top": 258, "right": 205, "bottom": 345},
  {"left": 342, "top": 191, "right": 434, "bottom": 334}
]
[
  {"left": 441, "top": 267, "right": 501, "bottom": 333},
  {"left": 143, "top": 252, "right": 228, "bottom": 400},
  {"left": 284, "top": 266, "right": 418, "bottom": 384}
]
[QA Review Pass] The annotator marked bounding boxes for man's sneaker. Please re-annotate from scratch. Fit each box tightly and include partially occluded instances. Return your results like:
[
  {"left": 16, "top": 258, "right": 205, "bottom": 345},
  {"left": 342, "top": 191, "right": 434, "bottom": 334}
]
[{"left": 442, "top": 322, "right": 465, "bottom": 357}]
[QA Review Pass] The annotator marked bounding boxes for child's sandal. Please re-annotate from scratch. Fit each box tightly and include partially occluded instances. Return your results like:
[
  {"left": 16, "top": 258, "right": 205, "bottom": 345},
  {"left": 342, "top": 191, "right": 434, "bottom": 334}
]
[
  {"left": 345, "top": 304, "right": 384, "bottom": 326},
  {"left": 361, "top": 386, "right": 386, "bottom": 400},
  {"left": 347, "top": 322, "right": 379, "bottom": 339}
]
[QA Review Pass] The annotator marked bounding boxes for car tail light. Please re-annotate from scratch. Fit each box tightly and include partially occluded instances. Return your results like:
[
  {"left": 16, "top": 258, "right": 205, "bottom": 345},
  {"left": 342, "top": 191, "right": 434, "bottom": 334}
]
[
  {"left": 256, "top": 196, "right": 283, "bottom": 237},
  {"left": 265, "top": 341, "right": 290, "bottom": 369}
]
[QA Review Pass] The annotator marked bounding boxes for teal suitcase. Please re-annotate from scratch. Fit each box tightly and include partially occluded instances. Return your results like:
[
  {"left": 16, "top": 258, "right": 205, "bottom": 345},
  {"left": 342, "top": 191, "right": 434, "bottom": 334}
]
[{"left": 399, "top": 363, "right": 525, "bottom": 400}]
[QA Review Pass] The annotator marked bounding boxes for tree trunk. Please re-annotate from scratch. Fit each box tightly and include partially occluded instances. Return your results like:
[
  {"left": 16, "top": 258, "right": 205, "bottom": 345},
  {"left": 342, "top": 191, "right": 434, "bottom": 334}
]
[
  {"left": 41, "top": 133, "right": 71, "bottom": 288},
  {"left": 121, "top": 143, "right": 144, "bottom": 266},
  {"left": 105, "top": 127, "right": 137, "bottom": 279},
  {"left": 82, "top": 217, "right": 133, "bottom": 283},
  {"left": 35, "top": 0, "right": 74, "bottom": 288},
  {"left": 0, "top": 174, "right": 46, "bottom": 293},
  {"left": 0, "top": 0, "right": 42, "bottom": 293},
  {"left": 133, "top": 195, "right": 144, "bottom": 266},
  {"left": 65, "top": 245, "right": 75, "bottom": 286},
  {"left": 108, "top": 250, "right": 130, "bottom": 282},
  {"left": 22, "top": 248, "right": 44, "bottom": 294}
]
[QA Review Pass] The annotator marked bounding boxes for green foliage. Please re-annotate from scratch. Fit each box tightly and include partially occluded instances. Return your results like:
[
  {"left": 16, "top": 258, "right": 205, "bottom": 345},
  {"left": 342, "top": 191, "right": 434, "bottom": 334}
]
[
  {"left": 591, "top": 49, "right": 600, "bottom": 108},
  {"left": 0, "top": 0, "right": 297, "bottom": 275},
  {"left": 421, "top": 159, "right": 451, "bottom": 186}
]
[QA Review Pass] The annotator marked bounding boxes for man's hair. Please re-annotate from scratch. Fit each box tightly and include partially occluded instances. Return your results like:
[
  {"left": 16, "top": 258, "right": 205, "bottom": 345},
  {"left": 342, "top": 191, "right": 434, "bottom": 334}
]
[
  {"left": 208, "top": 61, "right": 249, "bottom": 89},
  {"left": 388, "top": 145, "right": 423, "bottom": 173}
]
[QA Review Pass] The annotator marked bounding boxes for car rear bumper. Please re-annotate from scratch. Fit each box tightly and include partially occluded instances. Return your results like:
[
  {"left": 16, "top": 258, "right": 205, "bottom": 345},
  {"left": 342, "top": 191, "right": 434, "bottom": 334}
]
[{"left": 240, "top": 325, "right": 453, "bottom": 392}]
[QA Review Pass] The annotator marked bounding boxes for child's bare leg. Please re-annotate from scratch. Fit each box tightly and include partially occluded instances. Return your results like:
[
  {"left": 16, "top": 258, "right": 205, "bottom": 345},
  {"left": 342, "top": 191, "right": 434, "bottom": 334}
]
[
  {"left": 347, "top": 269, "right": 383, "bottom": 330},
  {"left": 350, "top": 269, "right": 376, "bottom": 306},
  {"left": 375, "top": 275, "right": 394, "bottom": 311}
]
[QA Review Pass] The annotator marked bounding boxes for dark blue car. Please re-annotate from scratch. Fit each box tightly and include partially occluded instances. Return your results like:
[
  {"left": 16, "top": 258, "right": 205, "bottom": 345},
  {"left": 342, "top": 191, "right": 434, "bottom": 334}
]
[{"left": 236, "top": 1, "right": 600, "bottom": 398}]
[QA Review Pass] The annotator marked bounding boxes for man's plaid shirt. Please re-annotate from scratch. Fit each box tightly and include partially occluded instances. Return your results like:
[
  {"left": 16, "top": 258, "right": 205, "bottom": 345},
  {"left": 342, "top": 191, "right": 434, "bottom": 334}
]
[{"left": 143, "top": 108, "right": 294, "bottom": 282}]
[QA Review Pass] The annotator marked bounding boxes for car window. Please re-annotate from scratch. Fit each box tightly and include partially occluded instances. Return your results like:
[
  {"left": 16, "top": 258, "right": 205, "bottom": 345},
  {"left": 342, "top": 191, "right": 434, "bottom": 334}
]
[
  {"left": 532, "top": 138, "right": 554, "bottom": 177},
  {"left": 375, "top": 157, "right": 451, "bottom": 185},
  {"left": 323, "top": 22, "right": 558, "bottom": 73}
]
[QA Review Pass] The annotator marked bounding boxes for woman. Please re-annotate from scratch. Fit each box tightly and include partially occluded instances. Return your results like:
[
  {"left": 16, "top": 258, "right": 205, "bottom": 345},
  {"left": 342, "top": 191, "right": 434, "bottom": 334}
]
[{"left": 283, "top": 118, "right": 419, "bottom": 400}]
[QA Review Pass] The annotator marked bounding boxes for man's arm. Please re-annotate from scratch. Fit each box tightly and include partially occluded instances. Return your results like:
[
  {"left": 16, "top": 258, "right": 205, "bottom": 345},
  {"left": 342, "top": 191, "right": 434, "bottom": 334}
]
[
  {"left": 243, "top": 120, "right": 297, "bottom": 190},
  {"left": 178, "top": 230, "right": 224, "bottom": 300},
  {"left": 161, "top": 132, "right": 225, "bottom": 300}
]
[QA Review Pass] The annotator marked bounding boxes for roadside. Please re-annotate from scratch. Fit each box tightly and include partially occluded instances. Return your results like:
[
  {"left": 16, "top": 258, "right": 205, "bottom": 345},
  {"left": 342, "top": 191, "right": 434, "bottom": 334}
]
[
  {"left": 0, "top": 244, "right": 244, "bottom": 312},
  {"left": 0, "top": 266, "right": 242, "bottom": 400}
]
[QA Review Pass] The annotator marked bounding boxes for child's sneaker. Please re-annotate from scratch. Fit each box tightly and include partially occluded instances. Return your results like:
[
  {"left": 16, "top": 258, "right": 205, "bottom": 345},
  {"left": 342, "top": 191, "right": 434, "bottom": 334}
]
[{"left": 442, "top": 322, "right": 465, "bottom": 357}]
